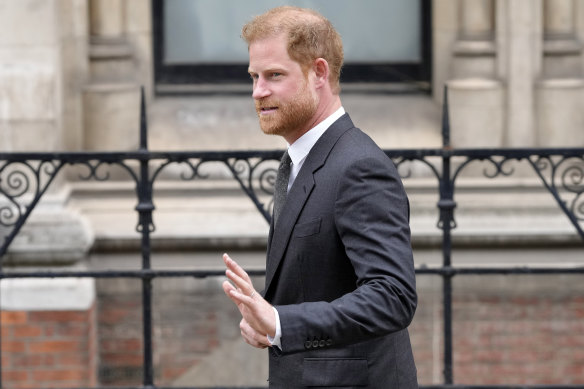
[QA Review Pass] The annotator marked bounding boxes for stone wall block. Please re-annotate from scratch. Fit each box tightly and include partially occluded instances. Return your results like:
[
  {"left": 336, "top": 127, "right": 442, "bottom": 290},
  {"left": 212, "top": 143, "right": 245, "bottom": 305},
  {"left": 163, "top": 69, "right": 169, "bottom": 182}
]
[
  {"left": 125, "top": 28, "right": 154, "bottom": 100},
  {"left": 2, "top": 207, "right": 94, "bottom": 265},
  {"left": 61, "top": 38, "right": 89, "bottom": 151},
  {"left": 544, "top": 0, "right": 575, "bottom": 36},
  {"left": 0, "top": 121, "right": 60, "bottom": 152},
  {"left": 58, "top": 0, "right": 89, "bottom": 40},
  {"left": 536, "top": 78, "right": 584, "bottom": 146},
  {"left": 89, "top": 46, "right": 136, "bottom": 83},
  {"left": 0, "top": 0, "right": 57, "bottom": 46},
  {"left": 452, "top": 51, "right": 497, "bottom": 79},
  {"left": 82, "top": 84, "right": 140, "bottom": 151},
  {"left": 543, "top": 40, "right": 584, "bottom": 78},
  {"left": 125, "top": 0, "right": 152, "bottom": 34},
  {"left": 0, "top": 62, "right": 56, "bottom": 121},
  {"left": 448, "top": 78, "right": 505, "bottom": 148},
  {"left": 460, "top": 0, "right": 495, "bottom": 40},
  {"left": 1, "top": 278, "right": 95, "bottom": 311},
  {"left": 89, "top": 0, "right": 123, "bottom": 38},
  {"left": 433, "top": 0, "right": 459, "bottom": 102}
]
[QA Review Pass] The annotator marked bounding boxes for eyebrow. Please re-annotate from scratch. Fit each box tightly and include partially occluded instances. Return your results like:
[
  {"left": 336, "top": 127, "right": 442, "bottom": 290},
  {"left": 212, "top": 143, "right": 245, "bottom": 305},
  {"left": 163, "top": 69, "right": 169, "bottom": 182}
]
[{"left": 248, "top": 66, "right": 286, "bottom": 75}]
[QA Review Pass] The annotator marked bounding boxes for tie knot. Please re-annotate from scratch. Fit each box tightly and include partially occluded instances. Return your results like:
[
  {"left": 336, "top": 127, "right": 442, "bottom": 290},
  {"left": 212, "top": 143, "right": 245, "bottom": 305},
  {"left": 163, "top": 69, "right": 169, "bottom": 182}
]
[{"left": 280, "top": 151, "right": 291, "bottom": 167}]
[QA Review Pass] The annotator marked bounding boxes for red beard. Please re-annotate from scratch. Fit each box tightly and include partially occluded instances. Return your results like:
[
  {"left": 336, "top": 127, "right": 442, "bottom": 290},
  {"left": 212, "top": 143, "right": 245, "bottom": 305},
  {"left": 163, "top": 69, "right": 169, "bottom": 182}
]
[{"left": 255, "top": 82, "right": 318, "bottom": 139}]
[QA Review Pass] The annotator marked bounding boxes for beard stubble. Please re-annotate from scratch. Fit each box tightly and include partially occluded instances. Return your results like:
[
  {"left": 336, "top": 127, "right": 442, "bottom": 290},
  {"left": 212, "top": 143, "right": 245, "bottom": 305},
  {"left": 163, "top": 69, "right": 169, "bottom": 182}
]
[{"left": 255, "top": 81, "right": 318, "bottom": 139}]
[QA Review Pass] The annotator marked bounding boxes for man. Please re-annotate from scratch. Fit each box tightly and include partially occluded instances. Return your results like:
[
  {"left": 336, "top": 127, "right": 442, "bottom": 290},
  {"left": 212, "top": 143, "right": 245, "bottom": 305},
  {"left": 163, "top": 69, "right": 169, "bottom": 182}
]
[{"left": 222, "top": 6, "right": 417, "bottom": 388}]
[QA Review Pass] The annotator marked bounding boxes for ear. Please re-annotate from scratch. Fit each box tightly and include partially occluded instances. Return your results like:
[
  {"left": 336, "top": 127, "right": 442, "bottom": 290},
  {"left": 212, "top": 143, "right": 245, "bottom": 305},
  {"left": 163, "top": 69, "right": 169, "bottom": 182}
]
[{"left": 312, "top": 58, "right": 330, "bottom": 89}]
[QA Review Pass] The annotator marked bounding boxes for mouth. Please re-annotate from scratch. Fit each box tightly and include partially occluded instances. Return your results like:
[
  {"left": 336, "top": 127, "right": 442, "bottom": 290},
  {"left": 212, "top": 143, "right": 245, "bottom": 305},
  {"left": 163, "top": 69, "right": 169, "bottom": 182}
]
[
  {"left": 256, "top": 99, "right": 279, "bottom": 116},
  {"left": 259, "top": 106, "right": 278, "bottom": 115}
]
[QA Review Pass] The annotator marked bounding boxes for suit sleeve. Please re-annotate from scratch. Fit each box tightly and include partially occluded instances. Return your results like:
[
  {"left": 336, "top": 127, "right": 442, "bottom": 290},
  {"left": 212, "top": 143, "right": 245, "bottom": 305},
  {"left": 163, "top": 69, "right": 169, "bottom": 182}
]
[{"left": 275, "top": 155, "right": 417, "bottom": 354}]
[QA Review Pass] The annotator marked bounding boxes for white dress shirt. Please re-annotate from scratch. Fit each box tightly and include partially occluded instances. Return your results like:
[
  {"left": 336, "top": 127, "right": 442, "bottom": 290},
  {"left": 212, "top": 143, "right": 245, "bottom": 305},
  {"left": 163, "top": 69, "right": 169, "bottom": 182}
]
[{"left": 269, "top": 106, "right": 345, "bottom": 349}]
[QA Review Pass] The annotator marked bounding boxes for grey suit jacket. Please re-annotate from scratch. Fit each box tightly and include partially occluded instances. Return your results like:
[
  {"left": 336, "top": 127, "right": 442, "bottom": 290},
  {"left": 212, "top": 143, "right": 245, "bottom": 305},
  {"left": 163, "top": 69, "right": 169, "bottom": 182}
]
[{"left": 263, "top": 114, "right": 418, "bottom": 388}]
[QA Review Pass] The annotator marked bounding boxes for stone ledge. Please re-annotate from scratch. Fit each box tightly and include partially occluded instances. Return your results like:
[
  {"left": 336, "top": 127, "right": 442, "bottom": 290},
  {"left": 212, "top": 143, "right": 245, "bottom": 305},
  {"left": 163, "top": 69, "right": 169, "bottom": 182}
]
[
  {"left": 2, "top": 206, "right": 94, "bottom": 266},
  {"left": 65, "top": 178, "right": 583, "bottom": 251},
  {"left": 0, "top": 277, "right": 95, "bottom": 311}
]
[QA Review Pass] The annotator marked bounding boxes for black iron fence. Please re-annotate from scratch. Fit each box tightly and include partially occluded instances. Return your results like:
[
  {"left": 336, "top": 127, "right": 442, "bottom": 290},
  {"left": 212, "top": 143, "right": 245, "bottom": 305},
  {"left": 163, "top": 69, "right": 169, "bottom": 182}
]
[{"left": 1, "top": 89, "right": 583, "bottom": 389}]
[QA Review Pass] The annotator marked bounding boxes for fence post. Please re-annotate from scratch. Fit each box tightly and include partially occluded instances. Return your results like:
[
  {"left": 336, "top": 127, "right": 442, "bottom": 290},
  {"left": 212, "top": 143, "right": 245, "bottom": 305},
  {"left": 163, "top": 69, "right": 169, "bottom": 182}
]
[
  {"left": 438, "top": 86, "right": 456, "bottom": 384},
  {"left": 135, "top": 87, "right": 155, "bottom": 386}
]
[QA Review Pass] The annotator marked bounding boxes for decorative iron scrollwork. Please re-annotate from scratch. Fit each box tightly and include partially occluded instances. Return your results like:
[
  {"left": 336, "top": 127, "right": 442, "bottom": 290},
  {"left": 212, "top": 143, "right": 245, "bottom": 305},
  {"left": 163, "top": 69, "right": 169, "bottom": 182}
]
[
  {"left": 445, "top": 153, "right": 584, "bottom": 239},
  {"left": 0, "top": 160, "right": 64, "bottom": 258},
  {"left": 392, "top": 156, "right": 442, "bottom": 181},
  {"left": 452, "top": 155, "right": 516, "bottom": 182},
  {"left": 0, "top": 160, "right": 61, "bottom": 228},
  {"left": 149, "top": 158, "right": 210, "bottom": 184},
  {"left": 76, "top": 160, "right": 140, "bottom": 183},
  {"left": 531, "top": 155, "right": 584, "bottom": 224},
  {"left": 147, "top": 156, "right": 279, "bottom": 224},
  {"left": 225, "top": 157, "right": 278, "bottom": 222},
  {"left": 562, "top": 162, "right": 584, "bottom": 221}
]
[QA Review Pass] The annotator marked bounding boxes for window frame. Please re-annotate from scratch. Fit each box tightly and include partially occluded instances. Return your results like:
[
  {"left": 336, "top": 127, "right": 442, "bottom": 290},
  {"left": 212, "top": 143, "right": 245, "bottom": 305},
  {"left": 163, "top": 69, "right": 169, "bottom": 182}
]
[{"left": 152, "top": 0, "right": 432, "bottom": 93}]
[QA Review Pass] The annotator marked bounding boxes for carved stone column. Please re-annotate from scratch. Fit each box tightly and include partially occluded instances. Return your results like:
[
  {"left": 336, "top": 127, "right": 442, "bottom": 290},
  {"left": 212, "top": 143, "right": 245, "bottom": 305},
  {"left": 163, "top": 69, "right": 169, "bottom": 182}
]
[
  {"left": 83, "top": 0, "right": 140, "bottom": 151},
  {"left": 542, "top": 0, "right": 582, "bottom": 78},
  {"left": 448, "top": 0, "right": 504, "bottom": 148},
  {"left": 452, "top": 0, "right": 497, "bottom": 78},
  {"left": 536, "top": 0, "right": 584, "bottom": 146},
  {"left": 90, "top": 0, "right": 123, "bottom": 38},
  {"left": 0, "top": 0, "right": 93, "bottom": 265},
  {"left": 497, "top": 0, "right": 543, "bottom": 147}
]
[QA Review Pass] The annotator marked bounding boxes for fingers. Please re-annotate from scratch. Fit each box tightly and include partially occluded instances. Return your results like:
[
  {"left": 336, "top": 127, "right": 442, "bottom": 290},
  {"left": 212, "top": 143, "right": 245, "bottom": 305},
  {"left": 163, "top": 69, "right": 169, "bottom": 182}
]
[
  {"left": 225, "top": 275, "right": 255, "bottom": 304},
  {"left": 240, "top": 319, "right": 269, "bottom": 349},
  {"left": 222, "top": 280, "right": 241, "bottom": 306},
  {"left": 222, "top": 253, "right": 274, "bottom": 348},
  {"left": 224, "top": 253, "right": 253, "bottom": 285},
  {"left": 223, "top": 254, "right": 256, "bottom": 299}
]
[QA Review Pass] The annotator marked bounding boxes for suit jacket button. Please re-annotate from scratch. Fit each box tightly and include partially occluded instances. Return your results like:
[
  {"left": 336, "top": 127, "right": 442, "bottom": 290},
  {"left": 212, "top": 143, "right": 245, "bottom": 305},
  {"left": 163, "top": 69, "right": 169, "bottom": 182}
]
[
  {"left": 304, "top": 340, "right": 312, "bottom": 349},
  {"left": 319, "top": 340, "right": 326, "bottom": 347},
  {"left": 326, "top": 339, "right": 333, "bottom": 346},
  {"left": 312, "top": 340, "right": 319, "bottom": 348}
]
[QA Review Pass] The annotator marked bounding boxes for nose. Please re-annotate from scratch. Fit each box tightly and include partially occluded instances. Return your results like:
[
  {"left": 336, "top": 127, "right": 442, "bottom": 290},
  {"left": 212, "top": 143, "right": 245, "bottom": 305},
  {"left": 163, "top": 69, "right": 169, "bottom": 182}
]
[{"left": 252, "top": 78, "right": 271, "bottom": 100}]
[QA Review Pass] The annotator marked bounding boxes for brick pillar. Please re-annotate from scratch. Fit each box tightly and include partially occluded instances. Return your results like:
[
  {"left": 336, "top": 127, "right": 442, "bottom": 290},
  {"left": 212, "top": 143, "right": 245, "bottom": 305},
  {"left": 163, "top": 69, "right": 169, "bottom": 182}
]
[{"left": 1, "top": 278, "right": 97, "bottom": 388}]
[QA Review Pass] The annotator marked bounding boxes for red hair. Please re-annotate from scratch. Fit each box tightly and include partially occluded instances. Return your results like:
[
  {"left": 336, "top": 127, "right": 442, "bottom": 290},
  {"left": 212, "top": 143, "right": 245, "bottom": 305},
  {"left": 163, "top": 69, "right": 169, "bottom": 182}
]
[{"left": 242, "top": 6, "right": 344, "bottom": 94}]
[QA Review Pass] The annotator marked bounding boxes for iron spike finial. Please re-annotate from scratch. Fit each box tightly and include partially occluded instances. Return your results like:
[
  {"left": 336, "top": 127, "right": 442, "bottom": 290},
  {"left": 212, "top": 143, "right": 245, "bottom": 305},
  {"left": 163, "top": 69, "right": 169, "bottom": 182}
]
[
  {"left": 140, "top": 86, "right": 148, "bottom": 151},
  {"left": 442, "top": 85, "right": 451, "bottom": 149}
]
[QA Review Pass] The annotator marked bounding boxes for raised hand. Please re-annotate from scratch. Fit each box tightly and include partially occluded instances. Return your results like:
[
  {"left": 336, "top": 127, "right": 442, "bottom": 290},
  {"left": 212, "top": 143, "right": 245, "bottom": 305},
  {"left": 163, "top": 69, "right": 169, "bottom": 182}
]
[{"left": 222, "top": 253, "right": 276, "bottom": 348}]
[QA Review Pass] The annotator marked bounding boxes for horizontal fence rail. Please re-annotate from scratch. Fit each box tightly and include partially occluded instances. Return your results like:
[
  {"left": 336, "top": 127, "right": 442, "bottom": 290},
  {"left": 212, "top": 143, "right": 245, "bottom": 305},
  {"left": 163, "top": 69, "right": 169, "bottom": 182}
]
[{"left": 0, "top": 89, "right": 583, "bottom": 389}]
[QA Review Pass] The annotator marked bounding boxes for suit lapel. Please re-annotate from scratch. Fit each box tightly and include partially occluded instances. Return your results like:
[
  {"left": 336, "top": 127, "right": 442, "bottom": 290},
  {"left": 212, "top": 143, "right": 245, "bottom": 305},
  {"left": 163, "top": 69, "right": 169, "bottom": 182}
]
[
  {"left": 264, "top": 172, "right": 315, "bottom": 291},
  {"left": 264, "top": 114, "right": 355, "bottom": 296}
]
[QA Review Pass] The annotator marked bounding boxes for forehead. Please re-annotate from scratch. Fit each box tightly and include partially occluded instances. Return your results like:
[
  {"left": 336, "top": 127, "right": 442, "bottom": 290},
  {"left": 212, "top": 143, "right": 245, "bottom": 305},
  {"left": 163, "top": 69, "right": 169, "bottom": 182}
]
[{"left": 248, "top": 35, "right": 299, "bottom": 73}]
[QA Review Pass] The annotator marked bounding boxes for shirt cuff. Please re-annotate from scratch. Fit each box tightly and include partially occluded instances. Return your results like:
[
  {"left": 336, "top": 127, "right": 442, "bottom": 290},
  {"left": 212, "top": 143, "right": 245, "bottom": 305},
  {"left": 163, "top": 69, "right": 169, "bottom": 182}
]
[{"left": 267, "top": 306, "right": 282, "bottom": 349}]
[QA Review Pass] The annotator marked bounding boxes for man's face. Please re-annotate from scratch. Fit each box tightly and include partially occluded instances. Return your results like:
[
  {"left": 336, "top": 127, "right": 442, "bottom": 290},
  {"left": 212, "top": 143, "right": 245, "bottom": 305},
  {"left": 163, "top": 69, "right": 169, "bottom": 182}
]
[{"left": 248, "top": 34, "right": 318, "bottom": 143}]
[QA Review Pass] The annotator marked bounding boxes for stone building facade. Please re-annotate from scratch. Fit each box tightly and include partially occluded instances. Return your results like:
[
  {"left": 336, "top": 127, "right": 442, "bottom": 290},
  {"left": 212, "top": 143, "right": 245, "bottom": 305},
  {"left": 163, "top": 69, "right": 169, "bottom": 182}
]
[{"left": 1, "top": 0, "right": 583, "bottom": 387}]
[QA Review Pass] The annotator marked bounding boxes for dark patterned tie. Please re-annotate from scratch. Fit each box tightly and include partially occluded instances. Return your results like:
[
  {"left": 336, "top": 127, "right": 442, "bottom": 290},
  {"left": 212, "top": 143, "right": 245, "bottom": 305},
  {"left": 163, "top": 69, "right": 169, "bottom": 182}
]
[{"left": 273, "top": 151, "right": 291, "bottom": 225}]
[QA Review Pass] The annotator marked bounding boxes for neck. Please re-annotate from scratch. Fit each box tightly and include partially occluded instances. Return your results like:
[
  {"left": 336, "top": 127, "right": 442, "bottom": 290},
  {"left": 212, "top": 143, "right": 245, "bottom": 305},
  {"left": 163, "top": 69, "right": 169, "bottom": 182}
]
[{"left": 284, "top": 95, "right": 342, "bottom": 144}]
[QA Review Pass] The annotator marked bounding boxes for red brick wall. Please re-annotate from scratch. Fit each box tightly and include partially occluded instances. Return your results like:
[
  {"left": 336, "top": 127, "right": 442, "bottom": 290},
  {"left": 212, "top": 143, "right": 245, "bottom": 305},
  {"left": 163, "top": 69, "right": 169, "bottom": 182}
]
[
  {"left": 96, "top": 279, "right": 225, "bottom": 386},
  {"left": 1, "top": 305, "right": 97, "bottom": 388},
  {"left": 152, "top": 290, "right": 221, "bottom": 384},
  {"left": 97, "top": 289, "right": 144, "bottom": 385},
  {"left": 451, "top": 294, "right": 584, "bottom": 385},
  {"left": 2, "top": 275, "right": 583, "bottom": 387},
  {"left": 410, "top": 275, "right": 584, "bottom": 385}
]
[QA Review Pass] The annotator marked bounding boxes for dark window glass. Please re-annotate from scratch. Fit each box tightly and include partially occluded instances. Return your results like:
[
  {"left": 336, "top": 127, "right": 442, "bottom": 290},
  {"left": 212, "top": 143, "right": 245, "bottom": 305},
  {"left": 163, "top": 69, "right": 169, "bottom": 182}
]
[{"left": 153, "top": 0, "right": 431, "bottom": 92}]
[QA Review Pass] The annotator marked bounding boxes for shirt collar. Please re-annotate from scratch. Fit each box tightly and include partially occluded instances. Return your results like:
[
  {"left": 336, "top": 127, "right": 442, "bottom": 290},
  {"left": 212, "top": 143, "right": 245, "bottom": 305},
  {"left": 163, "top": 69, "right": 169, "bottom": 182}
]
[{"left": 287, "top": 106, "right": 345, "bottom": 166}]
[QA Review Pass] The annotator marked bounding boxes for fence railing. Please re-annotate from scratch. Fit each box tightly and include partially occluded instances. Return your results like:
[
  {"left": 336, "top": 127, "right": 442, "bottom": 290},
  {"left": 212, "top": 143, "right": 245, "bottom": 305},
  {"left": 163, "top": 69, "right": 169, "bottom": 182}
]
[{"left": 1, "top": 88, "right": 583, "bottom": 389}]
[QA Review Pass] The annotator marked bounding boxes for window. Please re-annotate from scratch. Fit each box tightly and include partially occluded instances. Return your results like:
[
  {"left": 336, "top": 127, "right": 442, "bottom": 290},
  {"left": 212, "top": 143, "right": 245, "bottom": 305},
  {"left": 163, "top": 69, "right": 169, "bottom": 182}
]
[{"left": 153, "top": 0, "right": 431, "bottom": 92}]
